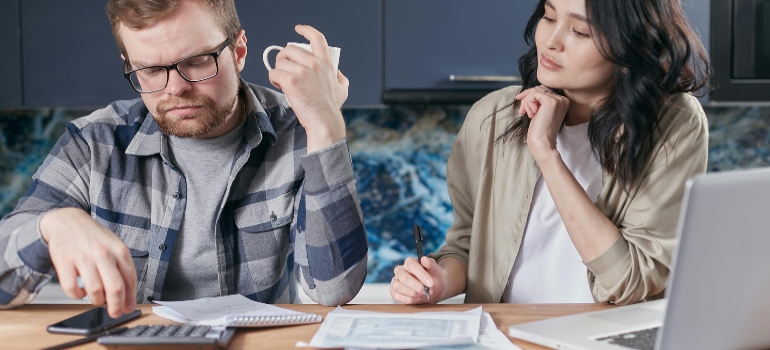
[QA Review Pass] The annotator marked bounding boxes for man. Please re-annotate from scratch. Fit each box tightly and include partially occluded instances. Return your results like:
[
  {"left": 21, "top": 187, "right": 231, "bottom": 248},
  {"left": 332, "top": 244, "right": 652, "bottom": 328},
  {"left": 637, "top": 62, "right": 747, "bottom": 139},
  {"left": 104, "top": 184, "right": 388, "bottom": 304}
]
[{"left": 0, "top": 0, "right": 368, "bottom": 318}]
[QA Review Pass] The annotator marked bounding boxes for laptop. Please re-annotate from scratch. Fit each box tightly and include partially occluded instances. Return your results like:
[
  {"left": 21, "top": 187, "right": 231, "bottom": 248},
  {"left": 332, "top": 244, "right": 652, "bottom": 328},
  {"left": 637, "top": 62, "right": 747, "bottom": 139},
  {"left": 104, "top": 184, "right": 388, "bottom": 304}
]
[{"left": 508, "top": 167, "right": 770, "bottom": 350}]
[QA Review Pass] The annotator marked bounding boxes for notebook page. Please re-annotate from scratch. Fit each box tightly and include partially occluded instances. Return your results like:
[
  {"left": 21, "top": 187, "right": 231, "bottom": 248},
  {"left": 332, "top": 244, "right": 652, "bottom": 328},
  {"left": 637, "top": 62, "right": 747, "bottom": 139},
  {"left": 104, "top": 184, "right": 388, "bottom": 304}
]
[{"left": 153, "top": 294, "right": 303, "bottom": 322}]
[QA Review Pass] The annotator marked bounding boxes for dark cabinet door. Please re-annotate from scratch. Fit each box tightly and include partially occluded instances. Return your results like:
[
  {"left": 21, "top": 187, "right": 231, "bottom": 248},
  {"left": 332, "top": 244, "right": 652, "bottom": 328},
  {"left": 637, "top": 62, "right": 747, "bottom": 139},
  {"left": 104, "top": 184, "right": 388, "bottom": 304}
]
[
  {"left": 235, "top": 1, "right": 381, "bottom": 106},
  {"left": 21, "top": 1, "right": 135, "bottom": 107},
  {"left": 1, "top": 0, "right": 22, "bottom": 108},
  {"left": 384, "top": 0, "right": 539, "bottom": 101},
  {"left": 19, "top": 1, "right": 380, "bottom": 108}
]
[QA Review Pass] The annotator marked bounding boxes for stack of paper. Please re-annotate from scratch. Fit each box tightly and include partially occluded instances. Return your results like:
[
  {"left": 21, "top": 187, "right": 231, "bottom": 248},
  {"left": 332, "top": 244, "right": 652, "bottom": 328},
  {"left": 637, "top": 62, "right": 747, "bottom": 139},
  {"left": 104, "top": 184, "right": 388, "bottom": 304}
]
[
  {"left": 152, "top": 294, "right": 321, "bottom": 327},
  {"left": 304, "top": 307, "right": 521, "bottom": 349}
]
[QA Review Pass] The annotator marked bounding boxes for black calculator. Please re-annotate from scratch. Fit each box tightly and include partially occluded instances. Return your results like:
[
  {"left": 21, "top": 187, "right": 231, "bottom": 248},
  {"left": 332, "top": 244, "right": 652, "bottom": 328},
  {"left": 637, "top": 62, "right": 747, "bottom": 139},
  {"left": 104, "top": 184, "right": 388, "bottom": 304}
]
[{"left": 97, "top": 324, "right": 235, "bottom": 349}]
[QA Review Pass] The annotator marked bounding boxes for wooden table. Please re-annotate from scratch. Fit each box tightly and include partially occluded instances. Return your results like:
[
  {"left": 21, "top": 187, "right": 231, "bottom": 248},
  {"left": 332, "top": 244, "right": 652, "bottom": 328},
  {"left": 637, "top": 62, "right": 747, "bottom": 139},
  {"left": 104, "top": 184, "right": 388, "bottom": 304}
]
[{"left": 0, "top": 303, "right": 614, "bottom": 349}]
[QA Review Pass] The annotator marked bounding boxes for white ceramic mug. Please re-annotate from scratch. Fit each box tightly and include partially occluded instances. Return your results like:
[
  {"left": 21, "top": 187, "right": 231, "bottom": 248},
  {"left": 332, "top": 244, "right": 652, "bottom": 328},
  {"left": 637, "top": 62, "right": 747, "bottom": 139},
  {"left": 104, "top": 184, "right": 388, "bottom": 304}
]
[
  {"left": 262, "top": 43, "right": 341, "bottom": 108},
  {"left": 263, "top": 42, "right": 341, "bottom": 72}
]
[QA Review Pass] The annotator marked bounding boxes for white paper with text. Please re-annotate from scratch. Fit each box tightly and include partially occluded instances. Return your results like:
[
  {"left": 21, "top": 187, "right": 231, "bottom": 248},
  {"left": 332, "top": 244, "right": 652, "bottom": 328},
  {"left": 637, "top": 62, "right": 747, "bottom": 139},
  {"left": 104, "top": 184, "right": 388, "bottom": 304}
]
[{"left": 308, "top": 307, "right": 483, "bottom": 349}]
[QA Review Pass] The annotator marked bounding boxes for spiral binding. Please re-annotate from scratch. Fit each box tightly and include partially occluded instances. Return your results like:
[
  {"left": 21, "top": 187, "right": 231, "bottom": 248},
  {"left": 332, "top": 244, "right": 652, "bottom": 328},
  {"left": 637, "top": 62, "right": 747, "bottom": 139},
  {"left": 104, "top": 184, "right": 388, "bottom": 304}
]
[{"left": 227, "top": 313, "right": 322, "bottom": 326}]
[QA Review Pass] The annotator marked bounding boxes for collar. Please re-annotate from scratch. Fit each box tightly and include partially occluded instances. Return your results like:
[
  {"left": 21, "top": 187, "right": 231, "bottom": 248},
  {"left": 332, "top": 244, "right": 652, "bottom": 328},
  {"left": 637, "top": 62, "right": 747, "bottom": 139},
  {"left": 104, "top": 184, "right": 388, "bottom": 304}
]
[{"left": 125, "top": 79, "right": 277, "bottom": 159}]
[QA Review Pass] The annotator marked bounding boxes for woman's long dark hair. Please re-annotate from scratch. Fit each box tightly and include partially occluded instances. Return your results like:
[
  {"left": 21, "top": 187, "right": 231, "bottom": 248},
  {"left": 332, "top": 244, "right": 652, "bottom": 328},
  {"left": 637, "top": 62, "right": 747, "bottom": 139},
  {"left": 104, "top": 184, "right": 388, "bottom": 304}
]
[{"left": 501, "top": 0, "right": 711, "bottom": 190}]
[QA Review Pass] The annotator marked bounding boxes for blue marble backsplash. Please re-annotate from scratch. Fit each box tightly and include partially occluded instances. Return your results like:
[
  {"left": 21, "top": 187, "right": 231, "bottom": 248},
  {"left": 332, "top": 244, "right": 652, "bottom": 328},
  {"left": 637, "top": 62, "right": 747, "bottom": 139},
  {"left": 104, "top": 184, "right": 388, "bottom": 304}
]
[{"left": 2, "top": 104, "right": 769, "bottom": 283}]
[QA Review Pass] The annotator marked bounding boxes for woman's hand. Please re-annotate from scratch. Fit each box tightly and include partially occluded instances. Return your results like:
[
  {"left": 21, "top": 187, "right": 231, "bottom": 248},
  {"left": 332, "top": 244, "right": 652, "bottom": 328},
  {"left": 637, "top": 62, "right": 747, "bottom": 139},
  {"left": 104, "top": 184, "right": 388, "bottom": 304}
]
[
  {"left": 390, "top": 257, "right": 446, "bottom": 304},
  {"left": 516, "top": 86, "right": 570, "bottom": 163}
]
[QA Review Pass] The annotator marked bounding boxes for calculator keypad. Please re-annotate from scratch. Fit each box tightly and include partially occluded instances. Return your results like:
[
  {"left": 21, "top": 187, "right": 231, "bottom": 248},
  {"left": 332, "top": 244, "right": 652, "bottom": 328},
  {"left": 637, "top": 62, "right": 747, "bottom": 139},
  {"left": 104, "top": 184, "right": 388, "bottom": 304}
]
[
  {"left": 121, "top": 325, "right": 211, "bottom": 337},
  {"left": 98, "top": 324, "right": 234, "bottom": 349}
]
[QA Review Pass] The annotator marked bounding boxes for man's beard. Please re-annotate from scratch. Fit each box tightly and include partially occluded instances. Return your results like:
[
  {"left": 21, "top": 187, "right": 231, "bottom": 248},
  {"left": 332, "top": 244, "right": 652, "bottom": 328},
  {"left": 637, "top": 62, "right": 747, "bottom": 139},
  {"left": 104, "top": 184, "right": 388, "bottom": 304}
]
[{"left": 154, "top": 94, "right": 236, "bottom": 138}]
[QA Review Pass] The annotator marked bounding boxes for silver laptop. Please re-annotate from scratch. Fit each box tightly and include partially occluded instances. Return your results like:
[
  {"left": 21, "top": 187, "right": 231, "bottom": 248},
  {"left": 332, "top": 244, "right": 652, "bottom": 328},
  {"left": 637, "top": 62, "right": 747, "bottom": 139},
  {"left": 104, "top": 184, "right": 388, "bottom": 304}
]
[{"left": 508, "top": 167, "right": 770, "bottom": 350}]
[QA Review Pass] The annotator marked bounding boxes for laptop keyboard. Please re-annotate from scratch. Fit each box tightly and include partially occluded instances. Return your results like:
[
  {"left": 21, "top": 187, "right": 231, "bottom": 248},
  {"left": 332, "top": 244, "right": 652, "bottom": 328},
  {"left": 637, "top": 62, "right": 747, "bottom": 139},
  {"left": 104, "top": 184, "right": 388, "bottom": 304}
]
[{"left": 596, "top": 326, "right": 660, "bottom": 350}]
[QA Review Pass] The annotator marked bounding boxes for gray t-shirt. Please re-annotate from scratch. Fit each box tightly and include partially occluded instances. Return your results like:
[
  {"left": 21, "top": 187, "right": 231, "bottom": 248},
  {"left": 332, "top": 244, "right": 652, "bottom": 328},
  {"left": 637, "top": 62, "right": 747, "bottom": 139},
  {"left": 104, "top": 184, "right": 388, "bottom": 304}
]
[{"left": 161, "top": 120, "right": 245, "bottom": 300}]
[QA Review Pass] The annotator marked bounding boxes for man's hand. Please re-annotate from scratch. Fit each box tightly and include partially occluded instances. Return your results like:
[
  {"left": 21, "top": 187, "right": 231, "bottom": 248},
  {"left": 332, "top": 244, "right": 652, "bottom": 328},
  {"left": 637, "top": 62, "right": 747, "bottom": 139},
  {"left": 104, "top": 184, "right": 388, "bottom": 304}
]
[
  {"left": 268, "top": 25, "right": 349, "bottom": 153},
  {"left": 40, "top": 208, "right": 137, "bottom": 318}
]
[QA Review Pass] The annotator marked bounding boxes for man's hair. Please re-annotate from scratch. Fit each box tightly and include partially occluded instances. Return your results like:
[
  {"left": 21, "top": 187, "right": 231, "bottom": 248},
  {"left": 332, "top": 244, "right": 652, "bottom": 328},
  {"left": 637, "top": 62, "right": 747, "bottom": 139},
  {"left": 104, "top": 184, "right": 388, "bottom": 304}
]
[{"left": 106, "top": 0, "right": 241, "bottom": 61}]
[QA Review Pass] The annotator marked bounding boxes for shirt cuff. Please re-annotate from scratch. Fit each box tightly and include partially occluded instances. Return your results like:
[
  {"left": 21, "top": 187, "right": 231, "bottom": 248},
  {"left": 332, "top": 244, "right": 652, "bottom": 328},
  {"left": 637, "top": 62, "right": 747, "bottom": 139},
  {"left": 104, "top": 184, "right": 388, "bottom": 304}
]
[
  {"left": 584, "top": 235, "right": 631, "bottom": 289},
  {"left": 13, "top": 216, "right": 53, "bottom": 274},
  {"left": 301, "top": 138, "right": 355, "bottom": 194}
]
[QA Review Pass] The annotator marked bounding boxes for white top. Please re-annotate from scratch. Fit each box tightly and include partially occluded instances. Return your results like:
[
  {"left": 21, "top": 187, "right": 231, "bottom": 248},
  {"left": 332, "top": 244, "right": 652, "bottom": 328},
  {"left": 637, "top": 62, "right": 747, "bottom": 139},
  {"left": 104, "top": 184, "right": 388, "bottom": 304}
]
[{"left": 502, "top": 122, "right": 602, "bottom": 303}]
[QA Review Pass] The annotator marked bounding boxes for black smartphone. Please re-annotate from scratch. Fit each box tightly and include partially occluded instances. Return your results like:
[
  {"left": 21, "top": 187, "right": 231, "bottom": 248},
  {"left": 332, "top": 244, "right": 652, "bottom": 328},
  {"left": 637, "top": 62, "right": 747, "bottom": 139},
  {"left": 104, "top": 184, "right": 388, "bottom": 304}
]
[{"left": 46, "top": 307, "right": 142, "bottom": 335}]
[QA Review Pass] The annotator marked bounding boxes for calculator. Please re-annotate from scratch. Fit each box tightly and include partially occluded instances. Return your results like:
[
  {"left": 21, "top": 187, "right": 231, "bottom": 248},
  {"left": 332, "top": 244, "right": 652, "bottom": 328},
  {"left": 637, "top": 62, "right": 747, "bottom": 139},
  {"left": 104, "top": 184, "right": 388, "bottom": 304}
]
[{"left": 97, "top": 324, "right": 236, "bottom": 349}]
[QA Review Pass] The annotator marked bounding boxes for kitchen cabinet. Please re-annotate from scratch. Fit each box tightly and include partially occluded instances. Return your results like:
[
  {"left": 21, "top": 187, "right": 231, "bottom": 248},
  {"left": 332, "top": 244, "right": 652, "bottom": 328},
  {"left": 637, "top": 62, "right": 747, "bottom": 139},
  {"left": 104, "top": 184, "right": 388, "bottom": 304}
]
[
  {"left": 0, "top": 1, "right": 716, "bottom": 107},
  {"left": 21, "top": 1, "right": 134, "bottom": 107},
  {"left": 236, "top": 1, "right": 381, "bottom": 106},
  {"left": 16, "top": 1, "right": 380, "bottom": 108},
  {"left": 383, "top": 0, "right": 539, "bottom": 103},
  {"left": 1, "top": 0, "right": 22, "bottom": 108}
]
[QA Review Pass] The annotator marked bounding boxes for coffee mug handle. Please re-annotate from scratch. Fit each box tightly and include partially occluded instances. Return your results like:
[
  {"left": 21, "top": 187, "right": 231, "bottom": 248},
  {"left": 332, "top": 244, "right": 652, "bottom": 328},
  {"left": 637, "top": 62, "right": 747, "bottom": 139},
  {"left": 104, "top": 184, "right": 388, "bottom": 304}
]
[{"left": 262, "top": 45, "right": 285, "bottom": 71}]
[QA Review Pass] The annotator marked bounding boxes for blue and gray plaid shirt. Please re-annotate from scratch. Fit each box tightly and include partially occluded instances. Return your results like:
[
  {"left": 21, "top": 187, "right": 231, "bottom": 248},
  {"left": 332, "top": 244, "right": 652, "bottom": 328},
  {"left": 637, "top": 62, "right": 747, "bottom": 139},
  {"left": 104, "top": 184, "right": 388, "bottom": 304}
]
[{"left": 0, "top": 81, "right": 368, "bottom": 307}]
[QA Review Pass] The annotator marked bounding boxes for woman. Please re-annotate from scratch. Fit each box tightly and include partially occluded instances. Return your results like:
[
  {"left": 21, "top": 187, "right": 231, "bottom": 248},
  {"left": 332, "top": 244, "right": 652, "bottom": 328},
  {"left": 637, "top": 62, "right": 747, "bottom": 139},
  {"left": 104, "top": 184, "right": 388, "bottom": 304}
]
[{"left": 390, "top": 0, "right": 711, "bottom": 305}]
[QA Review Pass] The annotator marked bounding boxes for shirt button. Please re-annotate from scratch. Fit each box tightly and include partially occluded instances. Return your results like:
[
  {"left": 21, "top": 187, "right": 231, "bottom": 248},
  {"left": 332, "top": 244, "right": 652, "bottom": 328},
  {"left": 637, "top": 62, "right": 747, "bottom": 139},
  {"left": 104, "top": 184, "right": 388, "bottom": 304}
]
[
  {"left": 270, "top": 212, "right": 278, "bottom": 221},
  {"left": 147, "top": 296, "right": 154, "bottom": 302},
  {"left": 159, "top": 244, "right": 167, "bottom": 251},
  {"left": 172, "top": 192, "right": 181, "bottom": 199}
]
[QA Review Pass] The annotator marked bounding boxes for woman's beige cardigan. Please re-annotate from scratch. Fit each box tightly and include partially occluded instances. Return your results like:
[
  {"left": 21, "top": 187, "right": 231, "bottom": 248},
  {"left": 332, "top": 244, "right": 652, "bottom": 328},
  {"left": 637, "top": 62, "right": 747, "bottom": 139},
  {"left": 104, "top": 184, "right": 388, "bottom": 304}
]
[{"left": 431, "top": 86, "right": 709, "bottom": 305}]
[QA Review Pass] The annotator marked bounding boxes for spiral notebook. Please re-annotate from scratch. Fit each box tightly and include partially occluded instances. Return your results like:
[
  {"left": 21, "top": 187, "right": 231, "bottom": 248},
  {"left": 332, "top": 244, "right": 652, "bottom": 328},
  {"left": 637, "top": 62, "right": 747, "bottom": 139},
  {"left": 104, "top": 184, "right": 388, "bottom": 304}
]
[{"left": 152, "top": 294, "right": 322, "bottom": 327}]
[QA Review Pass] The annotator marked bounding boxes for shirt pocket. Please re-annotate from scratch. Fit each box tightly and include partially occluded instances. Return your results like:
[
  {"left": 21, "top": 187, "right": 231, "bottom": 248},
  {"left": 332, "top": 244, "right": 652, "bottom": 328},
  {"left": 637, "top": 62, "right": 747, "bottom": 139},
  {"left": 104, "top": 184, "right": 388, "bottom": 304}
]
[
  {"left": 234, "top": 191, "right": 295, "bottom": 231},
  {"left": 234, "top": 192, "right": 295, "bottom": 286},
  {"left": 129, "top": 248, "right": 149, "bottom": 298}
]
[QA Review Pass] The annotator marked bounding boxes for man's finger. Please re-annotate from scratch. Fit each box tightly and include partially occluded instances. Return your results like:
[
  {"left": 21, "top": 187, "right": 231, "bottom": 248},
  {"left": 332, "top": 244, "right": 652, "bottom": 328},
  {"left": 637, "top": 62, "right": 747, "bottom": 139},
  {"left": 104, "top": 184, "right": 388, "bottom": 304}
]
[
  {"left": 268, "top": 68, "right": 292, "bottom": 91},
  {"left": 276, "top": 44, "right": 317, "bottom": 72},
  {"left": 337, "top": 70, "right": 349, "bottom": 88},
  {"left": 97, "top": 262, "right": 127, "bottom": 318},
  {"left": 55, "top": 263, "right": 85, "bottom": 300},
  {"left": 295, "top": 24, "right": 332, "bottom": 69},
  {"left": 78, "top": 265, "right": 105, "bottom": 306},
  {"left": 115, "top": 249, "right": 137, "bottom": 311}
]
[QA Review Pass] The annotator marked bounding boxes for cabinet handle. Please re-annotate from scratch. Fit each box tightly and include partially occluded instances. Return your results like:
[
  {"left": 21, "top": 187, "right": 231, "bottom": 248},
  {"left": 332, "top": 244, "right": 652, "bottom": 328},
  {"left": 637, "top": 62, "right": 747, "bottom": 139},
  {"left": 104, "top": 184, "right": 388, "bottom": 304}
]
[{"left": 449, "top": 75, "right": 522, "bottom": 82}]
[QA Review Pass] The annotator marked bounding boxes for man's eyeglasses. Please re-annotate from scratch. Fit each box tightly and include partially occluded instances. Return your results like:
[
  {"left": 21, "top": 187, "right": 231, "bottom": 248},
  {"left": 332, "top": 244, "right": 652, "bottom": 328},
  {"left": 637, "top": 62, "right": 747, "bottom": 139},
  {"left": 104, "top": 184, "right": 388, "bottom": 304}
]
[{"left": 123, "top": 38, "right": 233, "bottom": 94}]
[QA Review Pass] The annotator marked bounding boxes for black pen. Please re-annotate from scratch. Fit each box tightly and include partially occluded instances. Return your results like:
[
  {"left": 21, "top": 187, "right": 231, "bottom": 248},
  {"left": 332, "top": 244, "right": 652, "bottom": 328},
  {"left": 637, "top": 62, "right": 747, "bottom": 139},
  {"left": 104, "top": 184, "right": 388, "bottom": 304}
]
[
  {"left": 412, "top": 224, "right": 430, "bottom": 300},
  {"left": 42, "top": 326, "right": 129, "bottom": 350}
]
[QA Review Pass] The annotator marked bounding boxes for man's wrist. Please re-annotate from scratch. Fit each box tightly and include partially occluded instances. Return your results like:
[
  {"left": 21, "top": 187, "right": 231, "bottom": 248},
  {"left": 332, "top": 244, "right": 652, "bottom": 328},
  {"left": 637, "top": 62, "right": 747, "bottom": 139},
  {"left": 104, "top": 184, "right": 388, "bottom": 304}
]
[
  {"left": 306, "top": 124, "right": 346, "bottom": 153},
  {"left": 39, "top": 209, "right": 64, "bottom": 244},
  {"left": 39, "top": 208, "right": 80, "bottom": 244}
]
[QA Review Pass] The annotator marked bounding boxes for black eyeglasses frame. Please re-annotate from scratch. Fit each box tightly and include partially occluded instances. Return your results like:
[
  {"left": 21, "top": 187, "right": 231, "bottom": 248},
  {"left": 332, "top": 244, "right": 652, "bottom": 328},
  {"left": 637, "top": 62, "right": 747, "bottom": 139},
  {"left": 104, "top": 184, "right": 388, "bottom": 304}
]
[{"left": 123, "top": 37, "right": 234, "bottom": 94}]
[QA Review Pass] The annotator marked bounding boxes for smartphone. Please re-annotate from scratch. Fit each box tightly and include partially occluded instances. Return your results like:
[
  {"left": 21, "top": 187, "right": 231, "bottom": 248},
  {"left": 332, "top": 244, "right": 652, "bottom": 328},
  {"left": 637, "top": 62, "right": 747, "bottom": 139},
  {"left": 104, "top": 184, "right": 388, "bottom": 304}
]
[{"left": 46, "top": 307, "right": 142, "bottom": 335}]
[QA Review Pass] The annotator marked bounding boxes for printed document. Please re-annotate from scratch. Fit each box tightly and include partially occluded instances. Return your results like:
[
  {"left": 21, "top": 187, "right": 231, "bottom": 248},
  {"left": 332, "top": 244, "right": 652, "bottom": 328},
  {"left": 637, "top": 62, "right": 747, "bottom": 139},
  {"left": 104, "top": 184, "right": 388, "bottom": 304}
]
[
  {"left": 423, "top": 312, "right": 521, "bottom": 350},
  {"left": 308, "top": 307, "right": 485, "bottom": 349}
]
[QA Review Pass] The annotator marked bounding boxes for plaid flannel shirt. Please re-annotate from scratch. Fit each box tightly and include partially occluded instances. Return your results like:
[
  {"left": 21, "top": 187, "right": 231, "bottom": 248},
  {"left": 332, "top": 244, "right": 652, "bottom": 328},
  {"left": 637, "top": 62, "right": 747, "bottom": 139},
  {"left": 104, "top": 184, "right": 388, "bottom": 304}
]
[{"left": 0, "top": 81, "right": 368, "bottom": 307}]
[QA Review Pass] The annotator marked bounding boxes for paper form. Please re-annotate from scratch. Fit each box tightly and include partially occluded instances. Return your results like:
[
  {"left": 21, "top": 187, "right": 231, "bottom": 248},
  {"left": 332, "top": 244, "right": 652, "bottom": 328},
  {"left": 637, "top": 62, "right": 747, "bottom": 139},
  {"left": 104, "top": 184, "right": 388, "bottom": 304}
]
[
  {"left": 307, "top": 307, "right": 483, "bottom": 349},
  {"left": 423, "top": 312, "right": 522, "bottom": 350}
]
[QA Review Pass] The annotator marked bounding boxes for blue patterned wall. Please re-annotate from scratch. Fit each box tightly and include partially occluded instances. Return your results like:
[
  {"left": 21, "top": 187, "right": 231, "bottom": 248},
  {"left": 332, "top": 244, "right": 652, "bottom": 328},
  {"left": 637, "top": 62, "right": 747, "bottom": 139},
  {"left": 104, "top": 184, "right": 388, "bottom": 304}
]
[{"left": 2, "top": 104, "right": 769, "bottom": 282}]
